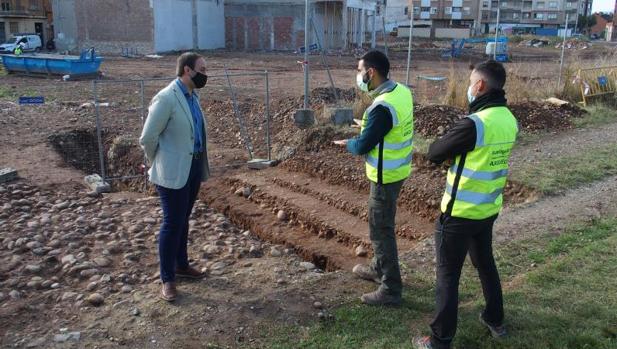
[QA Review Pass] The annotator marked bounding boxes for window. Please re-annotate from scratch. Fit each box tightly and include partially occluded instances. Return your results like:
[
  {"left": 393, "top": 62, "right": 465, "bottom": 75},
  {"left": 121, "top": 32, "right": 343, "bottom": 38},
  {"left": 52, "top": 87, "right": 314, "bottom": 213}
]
[
  {"left": 548, "top": 13, "right": 558, "bottom": 19},
  {"left": 548, "top": 1, "right": 558, "bottom": 8},
  {"left": 1, "top": 1, "right": 10, "bottom": 11},
  {"left": 535, "top": 12, "right": 544, "bottom": 19},
  {"left": 483, "top": 1, "right": 489, "bottom": 8},
  {"left": 430, "top": 7, "right": 438, "bottom": 14},
  {"left": 513, "top": 12, "right": 519, "bottom": 18},
  {"left": 463, "top": 6, "right": 471, "bottom": 14},
  {"left": 501, "top": 1, "right": 508, "bottom": 7},
  {"left": 421, "top": 7, "right": 431, "bottom": 12},
  {"left": 29, "top": 0, "right": 40, "bottom": 10},
  {"left": 536, "top": 1, "right": 545, "bottom": 8},
  {"left": 523, "top": 12, "right": 531, "bottom": 18},
  {"left": 566, "top": 1, "right": 573, "bottom": 8},
  {"left": 414, "top": 6, "right": 421, "bottom": 14},
  {"left": 445, "top": 6, "right": 452, "bottom": 14},
  {"left": 405, "top": 6, "right": 409, "bottom": 15},
  {"left": 9, "top": 22, "right": 18, "bottom": 33}
]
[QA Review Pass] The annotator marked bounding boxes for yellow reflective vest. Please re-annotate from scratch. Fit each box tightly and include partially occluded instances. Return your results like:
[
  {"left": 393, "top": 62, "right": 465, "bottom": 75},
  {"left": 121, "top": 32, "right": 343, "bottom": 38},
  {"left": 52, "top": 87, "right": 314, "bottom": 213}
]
[
  {"left": 361, "top": 82, "right": 414, "bottom": 184},
  {"left": 441, "top": 106, "right": 518, "bottom": 220}
]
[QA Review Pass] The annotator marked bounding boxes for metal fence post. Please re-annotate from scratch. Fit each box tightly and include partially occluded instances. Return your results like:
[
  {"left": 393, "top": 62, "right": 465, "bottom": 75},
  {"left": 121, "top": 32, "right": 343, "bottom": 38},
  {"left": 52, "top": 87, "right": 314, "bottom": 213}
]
[
  {"left": 265, "top": 71, "right": 271, "bottom": 161},
  {"left": 93, "top": 80, "right": 106, "bottom": 180}
]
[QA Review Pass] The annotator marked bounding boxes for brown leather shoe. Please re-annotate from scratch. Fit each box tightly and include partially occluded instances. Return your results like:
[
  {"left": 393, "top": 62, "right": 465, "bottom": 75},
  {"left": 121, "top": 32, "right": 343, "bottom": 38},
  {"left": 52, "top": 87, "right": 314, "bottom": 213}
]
[
  {"left": 160, "top": 282, "right": 177, "bottom": 302},
  {"left": 175, "top": 266, "right": 205, "bottom": 279}
]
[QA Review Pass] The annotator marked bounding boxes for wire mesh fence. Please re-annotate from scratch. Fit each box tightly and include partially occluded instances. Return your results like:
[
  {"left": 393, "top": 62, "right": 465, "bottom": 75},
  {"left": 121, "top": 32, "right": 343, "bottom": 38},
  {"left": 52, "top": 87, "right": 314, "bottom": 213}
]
[{"left": 91, "top": 71, "right": 272, "bottom": 189}]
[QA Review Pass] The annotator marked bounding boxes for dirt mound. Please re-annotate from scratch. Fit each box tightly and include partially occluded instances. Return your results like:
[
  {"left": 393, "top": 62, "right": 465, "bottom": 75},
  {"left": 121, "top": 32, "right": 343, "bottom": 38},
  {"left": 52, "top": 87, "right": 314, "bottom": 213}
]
[
  {"left": 414, "top": 101, "right": 586, "bottom": 137},
  {"left": 414, "top": 105, "right": 467, "bottom": 137},
  {"left": 509, "top": 101, "right": 586, "bottom": 133},
  {"left": 310, "top": 87, "right": 357, "bottom": 105}
]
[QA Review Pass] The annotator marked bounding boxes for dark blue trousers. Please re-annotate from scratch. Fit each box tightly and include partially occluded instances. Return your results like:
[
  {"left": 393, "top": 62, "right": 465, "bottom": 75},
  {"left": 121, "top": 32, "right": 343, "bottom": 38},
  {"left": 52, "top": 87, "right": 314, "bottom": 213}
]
[{"left": 156, "top": 158, "right": 203, "bottom": 283}]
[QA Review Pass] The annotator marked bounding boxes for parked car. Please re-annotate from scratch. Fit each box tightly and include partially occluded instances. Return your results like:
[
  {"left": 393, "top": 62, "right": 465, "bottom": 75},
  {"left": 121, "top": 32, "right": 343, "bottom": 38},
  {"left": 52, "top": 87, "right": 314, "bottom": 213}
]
[{"left": 0, "top": 34, "right": 43, "bottom": 54}]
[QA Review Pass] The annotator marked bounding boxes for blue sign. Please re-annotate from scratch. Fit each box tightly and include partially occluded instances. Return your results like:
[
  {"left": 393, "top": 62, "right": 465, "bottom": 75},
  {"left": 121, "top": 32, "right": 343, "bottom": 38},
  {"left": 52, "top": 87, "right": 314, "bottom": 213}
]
[
  {"left": 598, "top": 76, "right": 608, "bottom": 87},
  {"left": 19, "top": 96, "right": 45, "bottom": 105},
  {"left": 298, "top": 43, "right": 319, "bottom": 53}
]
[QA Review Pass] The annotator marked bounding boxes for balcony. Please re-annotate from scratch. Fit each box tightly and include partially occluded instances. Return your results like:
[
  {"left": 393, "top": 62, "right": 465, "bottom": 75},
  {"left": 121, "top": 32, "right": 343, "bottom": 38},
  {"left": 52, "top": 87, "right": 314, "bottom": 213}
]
[{"left": 0, "top": 1, "right": 46, "bottom": 18}]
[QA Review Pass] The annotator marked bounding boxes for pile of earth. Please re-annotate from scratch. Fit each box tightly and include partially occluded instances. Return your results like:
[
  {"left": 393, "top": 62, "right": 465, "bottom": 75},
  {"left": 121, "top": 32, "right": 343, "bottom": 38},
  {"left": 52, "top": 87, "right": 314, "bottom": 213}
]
[{"left": 414, "top": 101, "right": 586, "bottom": 137}]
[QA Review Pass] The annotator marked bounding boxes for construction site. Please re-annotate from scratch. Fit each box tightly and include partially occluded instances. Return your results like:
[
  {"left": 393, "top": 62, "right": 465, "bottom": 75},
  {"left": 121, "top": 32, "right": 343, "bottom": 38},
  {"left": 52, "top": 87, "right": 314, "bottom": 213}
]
[{"left": 1, "top": 0, "right": 617, "bottom": 348}]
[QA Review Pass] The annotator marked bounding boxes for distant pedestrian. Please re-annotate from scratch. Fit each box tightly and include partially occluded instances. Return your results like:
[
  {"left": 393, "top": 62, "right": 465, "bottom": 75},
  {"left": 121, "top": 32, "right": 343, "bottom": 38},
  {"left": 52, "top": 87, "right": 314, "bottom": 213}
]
[
  {"left": 139, "top": 52, "right": 211, "bottom": 302},
  {"left": 333, "top": 50, "right": 414, "bottom": 306},
  {"left": 413, "top": 60, "right": 518, "bottom": 349}
]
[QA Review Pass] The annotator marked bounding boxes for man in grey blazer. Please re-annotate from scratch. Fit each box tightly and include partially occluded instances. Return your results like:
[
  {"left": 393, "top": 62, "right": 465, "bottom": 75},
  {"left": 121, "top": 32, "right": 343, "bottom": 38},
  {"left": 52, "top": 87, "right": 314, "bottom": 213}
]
[{"left": 140, "top": 52, "right": 210, "bottom": 302}]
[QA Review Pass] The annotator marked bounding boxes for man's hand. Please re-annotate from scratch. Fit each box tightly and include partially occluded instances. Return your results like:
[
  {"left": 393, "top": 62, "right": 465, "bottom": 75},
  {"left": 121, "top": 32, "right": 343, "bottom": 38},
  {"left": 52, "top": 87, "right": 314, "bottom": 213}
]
[
  {"left": 353, "top": 118, "right": 363, "bottom": 126},
  {"left": 333, "top": 139, "right": 348, "bottom": 146}
]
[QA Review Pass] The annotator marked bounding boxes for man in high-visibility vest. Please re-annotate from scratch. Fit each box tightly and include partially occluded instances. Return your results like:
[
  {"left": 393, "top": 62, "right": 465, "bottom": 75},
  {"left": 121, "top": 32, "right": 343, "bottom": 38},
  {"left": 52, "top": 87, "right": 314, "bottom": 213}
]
[
  {"left": 13, "top": 43, "right": 23, "bottom": 56},
  {"left": 334, "top": 50, "right": 414, "bottom": 306},
  {"left": 413, "top": 60, "right": 518, "bottom": 349}
]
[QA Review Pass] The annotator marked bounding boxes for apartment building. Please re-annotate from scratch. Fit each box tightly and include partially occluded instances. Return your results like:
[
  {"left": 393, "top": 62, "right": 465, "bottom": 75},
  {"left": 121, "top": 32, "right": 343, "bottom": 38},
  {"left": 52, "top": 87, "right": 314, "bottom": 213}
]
[
  {"left": 410, "top": 0, "right": 481, "bottom": 28},
  {"left": 408, "top": 0, "right": 591, "bottom": 35},
  {"left": 479, "top": 0, "right": 591, "bottom": 34},
  {"left": 0, "top": 0, "right": 52, "bottom": 44}
]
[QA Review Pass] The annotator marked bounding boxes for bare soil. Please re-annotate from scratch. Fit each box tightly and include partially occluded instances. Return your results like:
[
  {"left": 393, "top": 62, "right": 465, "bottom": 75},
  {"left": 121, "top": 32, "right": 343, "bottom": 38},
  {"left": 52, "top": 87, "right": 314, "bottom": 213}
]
[{"left": 0, "top": 49, "right": 614, "bottom": 348}]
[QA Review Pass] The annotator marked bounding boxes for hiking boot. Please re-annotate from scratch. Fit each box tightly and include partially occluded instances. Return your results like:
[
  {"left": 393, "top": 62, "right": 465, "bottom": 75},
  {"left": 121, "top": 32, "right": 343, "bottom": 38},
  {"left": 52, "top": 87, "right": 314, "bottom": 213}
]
[
  {"left": 176, "top": 266, "right": 205, "bottom": 279},
  {"left": 352, "top": 264, "right": 381, "bottom": 284},
  {"left": 479, "top": 313, "right": 507, "bottom": 338},
  {"left": 360, "top": 289, "right": 401, "bottom": 306},
  {"left": 412, "top": 336, "right": 433, "bottom": 349},
  {"left": 160, "top": 282, "right": 177, "bottom": 302}
]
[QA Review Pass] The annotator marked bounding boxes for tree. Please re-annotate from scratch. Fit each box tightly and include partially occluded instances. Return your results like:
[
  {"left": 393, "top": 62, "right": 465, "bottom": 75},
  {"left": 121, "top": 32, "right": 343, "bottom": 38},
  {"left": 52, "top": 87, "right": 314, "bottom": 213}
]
[{"left": 577, "top": 14, "right": 597, "bottom": 34}]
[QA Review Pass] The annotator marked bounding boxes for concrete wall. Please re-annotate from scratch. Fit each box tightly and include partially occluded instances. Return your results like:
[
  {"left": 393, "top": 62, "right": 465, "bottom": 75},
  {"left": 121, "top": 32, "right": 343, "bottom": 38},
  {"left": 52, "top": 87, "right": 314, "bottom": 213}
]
[
  {"left": 51, "top": 0, "right": 78, "bottom": 51},
  {"left": 196, "top": 0, "right": 225, "bottom": 49},
  {"left": 435, "top": 27, "right": 470, "bottom": 38},
  {"left": 154, "top": 0, "right": 225, "bottom": 53},
  {"left": 153, "top": 0, "right": 193, "bottom": 52},
  {"left": 396, "top": 26, "right": 431, "bottom": 38}
]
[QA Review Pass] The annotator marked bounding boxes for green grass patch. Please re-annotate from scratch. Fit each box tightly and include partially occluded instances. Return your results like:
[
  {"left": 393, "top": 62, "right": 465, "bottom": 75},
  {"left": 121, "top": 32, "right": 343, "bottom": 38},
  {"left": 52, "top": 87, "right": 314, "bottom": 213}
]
[
  {"left": 260, "top": 218, "right": 617, "bottom": 349},
  {"left": 573, "top": 105, "right": 617, "bottom": 128},
  {"left": 511, "top": 143, "right": 617, "bottom": 195}
]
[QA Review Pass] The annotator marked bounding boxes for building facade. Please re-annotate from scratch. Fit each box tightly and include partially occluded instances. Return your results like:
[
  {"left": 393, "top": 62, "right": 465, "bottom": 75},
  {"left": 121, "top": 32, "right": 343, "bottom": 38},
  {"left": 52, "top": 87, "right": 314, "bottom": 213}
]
[
  {"left": 408, "top": 0, "right": 592, "bottom": 36},
  {"left": 225, "top": 0, "right": 381, "bottom": 51},
  {"left": 52, "top": 0, "right": 225, "bottom": 54},
  {"left": 0, "top": 0, "right": 52, "bottom": 44}
]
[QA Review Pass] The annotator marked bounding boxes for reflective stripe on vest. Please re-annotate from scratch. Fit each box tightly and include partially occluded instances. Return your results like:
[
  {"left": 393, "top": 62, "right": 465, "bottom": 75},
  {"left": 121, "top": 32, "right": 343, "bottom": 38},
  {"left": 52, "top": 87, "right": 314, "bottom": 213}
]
[
  {"left": 366, "top": 101, "right": 399, "bottom": 126},
  {"left": 366, "top": 153, "right": 413, "bottom": 170},
  {"left": 445, "top": 183, "right": 504, "bottom": 205},
  {"left": 383, "top": 138, "right": 413, "bottom": 150},
  {"left": 449, "top": 163, "right": 509, "bottom": 181}
]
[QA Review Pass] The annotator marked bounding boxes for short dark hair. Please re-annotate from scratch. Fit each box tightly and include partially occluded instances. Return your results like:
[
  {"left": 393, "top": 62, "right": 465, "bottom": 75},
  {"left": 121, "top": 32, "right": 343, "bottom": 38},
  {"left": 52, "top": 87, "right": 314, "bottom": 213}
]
[
  {"left": 471, "top": 60, "right": 506, "bottom": 90},
  {"left": 360, "top": 50, "right": 390, "bottom": 78},
  {"left": 176, "top": 52, "right": 203, "bottom": 77}
]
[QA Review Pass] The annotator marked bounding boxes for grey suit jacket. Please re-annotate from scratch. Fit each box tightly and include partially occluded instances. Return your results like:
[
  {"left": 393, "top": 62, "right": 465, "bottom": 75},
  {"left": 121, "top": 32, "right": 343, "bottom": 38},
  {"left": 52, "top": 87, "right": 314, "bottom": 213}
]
[{"left": 139, "top": 80, "right": 210, "bottom": 189}]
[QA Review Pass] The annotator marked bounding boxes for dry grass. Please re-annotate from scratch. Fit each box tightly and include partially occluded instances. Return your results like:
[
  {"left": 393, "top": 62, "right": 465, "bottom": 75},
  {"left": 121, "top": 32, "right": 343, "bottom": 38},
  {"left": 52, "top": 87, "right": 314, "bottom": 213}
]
[
  {"left": 562, "top": 52, "right": 617, "bottom": 104},
  {"left": 441, "top": 61, "right": 556, "bottom": 108}
]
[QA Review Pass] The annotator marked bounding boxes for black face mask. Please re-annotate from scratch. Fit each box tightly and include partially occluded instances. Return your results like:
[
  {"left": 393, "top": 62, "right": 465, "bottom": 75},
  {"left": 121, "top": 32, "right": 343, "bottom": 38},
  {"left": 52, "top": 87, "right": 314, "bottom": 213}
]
[{"left": 191, "top": 71, "right": 208, "bottom": 89}]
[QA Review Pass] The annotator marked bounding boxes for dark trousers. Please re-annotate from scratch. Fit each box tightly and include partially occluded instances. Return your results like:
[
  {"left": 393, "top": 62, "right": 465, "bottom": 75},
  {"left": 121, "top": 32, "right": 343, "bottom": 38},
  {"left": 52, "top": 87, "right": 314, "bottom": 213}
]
[
  {"left": 156, "top": 158, "right": 203, "bottom": 283},
  {"left": 368, "top": 179, "right": 404, "bottom": 296},
  {"left": 430, "top": 213, "right": 504, "bottom": 349}
]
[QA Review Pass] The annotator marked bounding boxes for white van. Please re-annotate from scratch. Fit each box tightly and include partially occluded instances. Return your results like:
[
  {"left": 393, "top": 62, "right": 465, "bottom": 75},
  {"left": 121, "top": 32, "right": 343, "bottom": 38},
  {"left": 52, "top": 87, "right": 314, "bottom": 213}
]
[{"left": 0, "top": 34, "right": 43, "bottom": 54}]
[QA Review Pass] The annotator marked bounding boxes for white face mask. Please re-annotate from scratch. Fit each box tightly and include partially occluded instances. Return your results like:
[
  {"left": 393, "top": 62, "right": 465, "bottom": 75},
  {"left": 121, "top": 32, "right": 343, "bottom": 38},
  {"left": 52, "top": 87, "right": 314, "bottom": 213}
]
[
  {"left": 356, "top": 72, "right": 369, "bottom": 92},
  {"left": 467, "top": 80, "right": 479, "bottom": 104}
]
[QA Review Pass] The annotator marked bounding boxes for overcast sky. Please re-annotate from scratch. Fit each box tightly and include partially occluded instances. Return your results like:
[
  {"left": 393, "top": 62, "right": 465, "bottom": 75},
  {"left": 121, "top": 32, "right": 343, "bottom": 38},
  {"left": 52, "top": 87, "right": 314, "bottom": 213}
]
[{"left": 592, "top": 0, "right": 614, "bottom": 13}]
